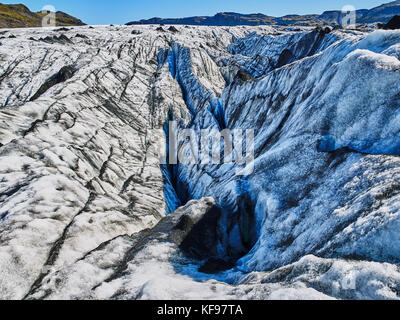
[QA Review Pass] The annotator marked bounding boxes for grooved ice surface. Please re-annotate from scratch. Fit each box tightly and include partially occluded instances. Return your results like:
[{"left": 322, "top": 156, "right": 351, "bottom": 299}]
[{"left": 0, "top": 25, "right": 399, "bottom": 300}]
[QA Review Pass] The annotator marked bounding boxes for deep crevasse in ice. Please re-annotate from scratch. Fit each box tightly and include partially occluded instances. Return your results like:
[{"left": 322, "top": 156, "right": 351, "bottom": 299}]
[{"left": 156, "top": 28, "right": 400, "bottom": 272}]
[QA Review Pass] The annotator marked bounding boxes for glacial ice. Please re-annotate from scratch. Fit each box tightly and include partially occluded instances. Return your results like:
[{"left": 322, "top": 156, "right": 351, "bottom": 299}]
[{"left": 0, "top": 24, "right": 399, "bottom": 300}]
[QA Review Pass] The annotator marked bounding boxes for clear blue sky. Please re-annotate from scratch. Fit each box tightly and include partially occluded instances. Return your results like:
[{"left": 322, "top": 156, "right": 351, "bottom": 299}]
[{"left": 1, "top": 0, "right": 389, "bottom": 25}]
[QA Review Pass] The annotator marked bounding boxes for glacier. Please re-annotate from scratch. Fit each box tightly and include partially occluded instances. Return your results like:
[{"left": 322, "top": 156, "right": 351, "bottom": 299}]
[{"left": 0, "top": 24, "right": 399, "bottom": 300}]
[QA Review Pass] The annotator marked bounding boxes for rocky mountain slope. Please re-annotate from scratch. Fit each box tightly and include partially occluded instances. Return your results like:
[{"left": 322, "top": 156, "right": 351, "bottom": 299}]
[
  {"left": 0, "top": 24, "right": 399, "bottom": 300},
  {"left": 0, "top": 3, "right": 85, "bottom": 29},
  {"left": 127, "top": 0, "right": 400, "bottom": 26}
]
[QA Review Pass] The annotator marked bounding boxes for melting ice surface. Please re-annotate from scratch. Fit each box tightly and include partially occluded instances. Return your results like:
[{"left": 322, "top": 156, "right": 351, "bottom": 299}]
[{"left": 0, "top": 24, "right": 399, "bottom": 300}]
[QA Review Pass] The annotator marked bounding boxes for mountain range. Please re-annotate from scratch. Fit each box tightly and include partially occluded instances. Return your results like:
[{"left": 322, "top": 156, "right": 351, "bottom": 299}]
[
  {"left": 1, "top": 22, "right": 400, "bottom": 300},
  {"left": 127, "top": 0, "right": 400, "bottom": 26},
  {"left": 1, "top": 1, "right": 399, "bottom": 29},
  {"left": 0, "top": 3, "right": 85, "bottom": 28}
]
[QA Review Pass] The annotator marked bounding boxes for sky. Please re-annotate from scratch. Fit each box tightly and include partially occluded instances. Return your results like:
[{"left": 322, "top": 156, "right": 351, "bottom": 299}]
[{"left": 1, "top": 0, "right": 389, "bottom": 25}]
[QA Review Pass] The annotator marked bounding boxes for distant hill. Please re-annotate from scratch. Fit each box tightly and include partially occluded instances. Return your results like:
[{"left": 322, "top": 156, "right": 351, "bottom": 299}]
[
  {"left": 0, "top": 3, "right": 85, "bottom": 28},
  {"left": 127, "top": 0, "right": 400, "bottom": 26},
  {"left": 127, "top": 12, "right": 321, "bottom": 27}
]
